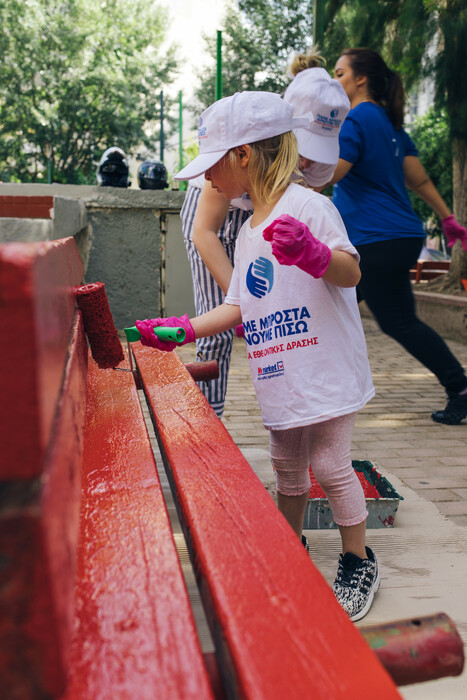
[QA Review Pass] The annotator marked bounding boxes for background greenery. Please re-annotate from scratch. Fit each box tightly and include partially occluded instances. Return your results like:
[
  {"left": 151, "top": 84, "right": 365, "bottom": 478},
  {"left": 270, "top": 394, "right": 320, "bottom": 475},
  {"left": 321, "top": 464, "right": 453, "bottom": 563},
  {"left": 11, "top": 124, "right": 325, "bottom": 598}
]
[
  {"left": 0, "top": 0, "right": 177, "bottom": 184},
  {"left": 1, "top": 0, "right": 465, "bottom": 279}
]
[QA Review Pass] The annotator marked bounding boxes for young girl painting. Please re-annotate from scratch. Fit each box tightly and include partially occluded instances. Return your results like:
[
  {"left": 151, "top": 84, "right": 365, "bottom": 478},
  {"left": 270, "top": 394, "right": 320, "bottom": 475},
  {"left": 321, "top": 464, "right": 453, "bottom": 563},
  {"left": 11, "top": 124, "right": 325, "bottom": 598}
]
[{"left": 136, "top": 91, "right": 378, "bottom": 621}]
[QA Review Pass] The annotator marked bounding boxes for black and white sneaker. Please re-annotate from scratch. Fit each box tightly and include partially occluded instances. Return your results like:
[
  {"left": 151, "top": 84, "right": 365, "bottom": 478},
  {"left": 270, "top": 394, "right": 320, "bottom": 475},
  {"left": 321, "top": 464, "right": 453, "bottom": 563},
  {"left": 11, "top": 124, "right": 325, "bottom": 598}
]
[
  {"left": 302, "top": 535, "right": 309, "bottom": 552},
  {"left": 332, "top": 546, "right": 380, "bottom": 622}
]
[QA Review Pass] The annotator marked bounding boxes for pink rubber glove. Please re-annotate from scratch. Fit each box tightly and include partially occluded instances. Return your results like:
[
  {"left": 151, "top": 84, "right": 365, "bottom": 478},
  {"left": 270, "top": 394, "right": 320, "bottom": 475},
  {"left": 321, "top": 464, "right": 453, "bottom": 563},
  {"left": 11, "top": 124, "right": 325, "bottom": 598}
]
[
  {"left": 263, "top": 214, "right": 331, "bottom": 278},
  {"left": 442, "top": 215, "right": 467, "bottom": 251},
  {"left": 235, "top": 324, "right": 245, "bottom": 338},
  {"left": 135, "top": 313, "right": 195, "bottom": 351}
]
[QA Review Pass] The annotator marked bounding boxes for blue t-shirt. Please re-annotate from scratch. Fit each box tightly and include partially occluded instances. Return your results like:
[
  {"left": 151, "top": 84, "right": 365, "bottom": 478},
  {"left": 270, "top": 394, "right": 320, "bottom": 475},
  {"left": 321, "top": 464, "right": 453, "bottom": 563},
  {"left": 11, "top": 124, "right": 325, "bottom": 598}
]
[{"left": 332, "top": 102, "right": 425, "bottom": 246}]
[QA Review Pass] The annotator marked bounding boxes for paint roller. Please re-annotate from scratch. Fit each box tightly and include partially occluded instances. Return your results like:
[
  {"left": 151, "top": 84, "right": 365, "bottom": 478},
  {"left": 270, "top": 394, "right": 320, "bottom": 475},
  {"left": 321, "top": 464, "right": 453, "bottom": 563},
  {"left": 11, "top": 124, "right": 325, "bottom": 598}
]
[{"left": 76, "top": 282, "right": 218, "bottom": 380}]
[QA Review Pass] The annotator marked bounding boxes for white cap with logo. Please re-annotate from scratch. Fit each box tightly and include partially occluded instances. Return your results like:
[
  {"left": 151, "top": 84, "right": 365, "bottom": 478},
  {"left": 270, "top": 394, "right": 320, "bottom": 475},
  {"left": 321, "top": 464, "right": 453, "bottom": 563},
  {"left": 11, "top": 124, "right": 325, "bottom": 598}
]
[
  {"left": 175, "top": 91, "right": 312, "bottom": 180},
  {"left": 283, "top": 67, "right": 350, "bottom": 165}
]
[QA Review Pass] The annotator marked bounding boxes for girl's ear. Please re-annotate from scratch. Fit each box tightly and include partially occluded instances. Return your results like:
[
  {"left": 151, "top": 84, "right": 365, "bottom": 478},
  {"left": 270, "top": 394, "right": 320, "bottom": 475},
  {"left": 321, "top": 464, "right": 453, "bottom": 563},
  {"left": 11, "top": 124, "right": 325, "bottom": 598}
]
[{"left": 235, "top": 144, "right": 251, "bottom": 168}]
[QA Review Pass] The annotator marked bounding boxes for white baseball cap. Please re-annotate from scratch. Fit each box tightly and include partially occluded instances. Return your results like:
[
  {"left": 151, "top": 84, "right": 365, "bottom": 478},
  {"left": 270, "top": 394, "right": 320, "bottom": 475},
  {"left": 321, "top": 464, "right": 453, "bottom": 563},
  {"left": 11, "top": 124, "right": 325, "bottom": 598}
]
[
  {"left": 174, "top": 91, "right": 312, "bottom": 180},
  {"left": 283, "top": 67, "right": 350, "bottom": 165}
]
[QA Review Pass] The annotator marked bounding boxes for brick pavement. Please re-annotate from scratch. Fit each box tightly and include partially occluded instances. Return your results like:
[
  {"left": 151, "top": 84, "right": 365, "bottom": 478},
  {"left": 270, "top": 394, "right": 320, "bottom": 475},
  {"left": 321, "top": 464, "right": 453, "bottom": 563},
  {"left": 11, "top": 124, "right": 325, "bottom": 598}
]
[{"left": 178, "top": 314, "right": 467, "bottom": 526}]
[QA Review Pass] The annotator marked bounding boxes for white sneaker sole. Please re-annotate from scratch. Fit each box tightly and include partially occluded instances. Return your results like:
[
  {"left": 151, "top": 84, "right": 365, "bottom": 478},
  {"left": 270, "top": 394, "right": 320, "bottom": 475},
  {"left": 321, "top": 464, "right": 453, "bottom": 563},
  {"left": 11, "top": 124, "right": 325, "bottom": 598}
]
[{"left": 349, "top": 567, "right": 381, "bottom": 622}]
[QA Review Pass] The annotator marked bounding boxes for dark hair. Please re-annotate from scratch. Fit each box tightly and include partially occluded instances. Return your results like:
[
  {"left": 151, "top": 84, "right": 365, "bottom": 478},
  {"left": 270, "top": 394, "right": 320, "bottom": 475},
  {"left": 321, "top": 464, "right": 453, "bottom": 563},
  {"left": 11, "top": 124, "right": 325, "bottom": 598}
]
[{"left": 341, "top": 48, "right": 405, "bottom": 129}]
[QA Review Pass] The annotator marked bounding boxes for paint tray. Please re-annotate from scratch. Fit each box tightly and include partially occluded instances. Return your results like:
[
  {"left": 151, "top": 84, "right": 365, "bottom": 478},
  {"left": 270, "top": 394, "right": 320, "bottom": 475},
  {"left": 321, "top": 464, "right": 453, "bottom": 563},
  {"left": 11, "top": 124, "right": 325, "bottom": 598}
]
[{"left": 303, "top": 460, "right": 404, "bottom": 529}]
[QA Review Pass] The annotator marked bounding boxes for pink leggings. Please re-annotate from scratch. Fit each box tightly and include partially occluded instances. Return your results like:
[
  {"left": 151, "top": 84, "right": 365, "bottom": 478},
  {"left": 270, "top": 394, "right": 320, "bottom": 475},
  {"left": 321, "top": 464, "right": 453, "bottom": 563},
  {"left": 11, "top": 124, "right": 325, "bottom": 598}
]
[{"left": 270, "top": 413, "right": 368, "bottom": 527}]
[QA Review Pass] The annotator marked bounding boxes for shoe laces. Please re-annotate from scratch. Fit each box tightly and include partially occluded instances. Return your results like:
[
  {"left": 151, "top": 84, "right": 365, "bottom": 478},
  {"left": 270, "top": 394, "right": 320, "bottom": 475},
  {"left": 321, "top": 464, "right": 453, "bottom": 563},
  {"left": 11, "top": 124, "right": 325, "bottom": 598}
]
[{"left": 336, "top": 553, "right": 374, "bottom": 591}]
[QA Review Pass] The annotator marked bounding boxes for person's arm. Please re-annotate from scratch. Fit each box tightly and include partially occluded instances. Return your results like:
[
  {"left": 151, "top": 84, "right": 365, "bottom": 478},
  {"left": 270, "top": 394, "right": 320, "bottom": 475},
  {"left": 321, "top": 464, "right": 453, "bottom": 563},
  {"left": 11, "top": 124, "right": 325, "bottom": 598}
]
[
  {"left": 322, "top": 250, "right": 361, "bottom": 287},
  {"left": 190, "top": 302, "right": 242, "bottom": 339},
  {"left": 192, "top": 183, "right": 234, "bottom": 294},
  {"left": 263, "top": 214, "right": 361, "bottom": 288},
  {"left": 403, "top": 155, "right": 451, "bottom": 219},
  {"left": 135, "top": 303, "right": 242, "bottom": 351}
]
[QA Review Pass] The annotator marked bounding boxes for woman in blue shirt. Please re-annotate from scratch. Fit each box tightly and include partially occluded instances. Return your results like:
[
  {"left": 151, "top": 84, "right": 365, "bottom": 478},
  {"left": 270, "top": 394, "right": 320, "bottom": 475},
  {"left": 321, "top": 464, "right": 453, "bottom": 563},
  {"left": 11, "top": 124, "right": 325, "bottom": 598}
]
[{"left": 329, "top": 47, "right": 467, "bottom": 425}]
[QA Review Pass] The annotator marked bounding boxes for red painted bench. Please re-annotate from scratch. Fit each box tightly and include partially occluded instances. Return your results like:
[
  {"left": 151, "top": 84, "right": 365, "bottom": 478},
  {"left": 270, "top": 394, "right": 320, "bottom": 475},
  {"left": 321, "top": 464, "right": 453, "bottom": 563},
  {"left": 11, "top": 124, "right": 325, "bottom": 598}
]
[
  {"left": 410, "top": 259, "right": 450, "bottom": 283},
  {"left": 1, "top": 237, "right": 463, "bottom": 699},
  {"left": 0, "top": 238, "right": 212, "bottom": 699}
]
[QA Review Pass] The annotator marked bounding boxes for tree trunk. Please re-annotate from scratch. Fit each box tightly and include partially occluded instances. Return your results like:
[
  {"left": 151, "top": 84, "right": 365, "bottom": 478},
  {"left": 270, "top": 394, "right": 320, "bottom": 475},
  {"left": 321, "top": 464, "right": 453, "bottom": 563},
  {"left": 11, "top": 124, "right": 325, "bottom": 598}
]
[
  {"left": 451, "top": 137, "right": 467, "bottom": 279},
  {"left": 428, "top": 137, "right": 467, "bottom": 292}
]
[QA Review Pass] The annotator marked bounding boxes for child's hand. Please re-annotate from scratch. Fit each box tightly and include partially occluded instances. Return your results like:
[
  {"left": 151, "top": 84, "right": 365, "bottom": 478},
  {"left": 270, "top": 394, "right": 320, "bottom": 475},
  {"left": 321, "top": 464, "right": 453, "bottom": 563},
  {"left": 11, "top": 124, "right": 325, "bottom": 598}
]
[
  {"left": 442, "top": 215, "right": 467, "bottom": 251},
  {"left": 135, "top": 314, "right": 195, "bottom": 351},
  {"left": 263, "top": 214, "right": 331, "bottom": 278}
]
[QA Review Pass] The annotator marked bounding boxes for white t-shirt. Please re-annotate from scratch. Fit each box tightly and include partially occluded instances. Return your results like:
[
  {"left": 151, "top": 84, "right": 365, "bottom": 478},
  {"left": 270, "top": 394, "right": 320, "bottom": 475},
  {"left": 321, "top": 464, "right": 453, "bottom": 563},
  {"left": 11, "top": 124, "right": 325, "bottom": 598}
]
[{"left": 225, "top": 183, "right": 374, "bottom": 430}]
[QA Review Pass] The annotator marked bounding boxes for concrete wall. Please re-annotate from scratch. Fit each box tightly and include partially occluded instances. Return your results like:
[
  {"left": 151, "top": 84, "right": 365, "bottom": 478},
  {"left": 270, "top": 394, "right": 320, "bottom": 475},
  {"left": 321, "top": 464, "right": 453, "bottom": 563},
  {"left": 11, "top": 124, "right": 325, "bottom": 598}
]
[{"left": 0, "top": 184, "right": 195, "bottom": 328}]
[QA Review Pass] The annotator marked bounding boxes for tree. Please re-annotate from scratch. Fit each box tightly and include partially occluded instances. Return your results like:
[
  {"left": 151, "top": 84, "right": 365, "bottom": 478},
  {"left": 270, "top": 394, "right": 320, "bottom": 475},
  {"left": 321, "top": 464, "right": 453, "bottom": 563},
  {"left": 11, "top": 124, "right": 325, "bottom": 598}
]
[
  {"left": 407, "top": 108, "right": 452, "bottom": 240},
  {"left": 0, "top": 0, "right": 177, "bottom": 184},
  {"left": 194, "top": 0, "right": 314, "bottom": 115},
  {"left": 321, "top": 0, "right": 467, "bottom": 288}
]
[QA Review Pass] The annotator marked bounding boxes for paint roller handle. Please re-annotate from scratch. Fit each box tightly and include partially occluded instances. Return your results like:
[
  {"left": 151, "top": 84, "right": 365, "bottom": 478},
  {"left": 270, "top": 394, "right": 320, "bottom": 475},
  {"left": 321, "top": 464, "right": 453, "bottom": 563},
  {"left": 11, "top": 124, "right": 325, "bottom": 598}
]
[
  {"left": 133, "top": 314, "right": 195, "bottom": 351},
  {"left": 124, "top": 325, "right": 186, "bottom": 343}
]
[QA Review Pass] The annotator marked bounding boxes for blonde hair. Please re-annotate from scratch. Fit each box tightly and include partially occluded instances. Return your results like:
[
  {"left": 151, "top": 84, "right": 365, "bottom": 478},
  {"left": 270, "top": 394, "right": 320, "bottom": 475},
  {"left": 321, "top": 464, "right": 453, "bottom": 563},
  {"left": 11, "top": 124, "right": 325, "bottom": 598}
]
[
  {"left": 289, "top": 48, "right": 326, "bottom": 76},
  {"left": 227, "top": 132, "right": 299, "bottom": 205}
]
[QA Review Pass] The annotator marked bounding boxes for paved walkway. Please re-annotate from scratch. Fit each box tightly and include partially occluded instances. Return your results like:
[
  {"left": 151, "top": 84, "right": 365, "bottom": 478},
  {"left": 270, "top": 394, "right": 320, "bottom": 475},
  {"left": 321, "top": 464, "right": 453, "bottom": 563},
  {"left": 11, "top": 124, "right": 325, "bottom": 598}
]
[{"left": 174, "top": 315, "right": 467, "bottom": 698}]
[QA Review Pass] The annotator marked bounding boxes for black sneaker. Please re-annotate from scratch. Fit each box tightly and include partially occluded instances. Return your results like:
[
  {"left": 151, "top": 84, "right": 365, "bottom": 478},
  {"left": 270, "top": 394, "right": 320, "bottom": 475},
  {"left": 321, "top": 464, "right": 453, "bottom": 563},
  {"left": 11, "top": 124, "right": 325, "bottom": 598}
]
[
  {"left": 301, "top": 535, "right": 309, "bottom": 552},
  {"left": 332, "top": 546, "right": 380, "bottom": 622},
  {"left": 432, "top": 392, "right": 467, "bottom": 425}
]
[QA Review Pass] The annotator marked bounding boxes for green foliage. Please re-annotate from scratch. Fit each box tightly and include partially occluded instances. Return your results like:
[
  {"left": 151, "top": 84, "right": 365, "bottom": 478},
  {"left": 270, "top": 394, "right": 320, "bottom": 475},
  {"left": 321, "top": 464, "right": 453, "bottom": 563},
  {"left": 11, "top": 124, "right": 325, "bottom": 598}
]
[
  {"left": 194, "top": 0, "right": 314, "bottom": 115},
  {"left": 321, "top": 0, "right": 466, "bottom": 147},
  {"left": 0, "top": 0, "right": 177, "bottom": 184},
  {"left": 407, "top": 109, "right": 452, "bottom": 237}
]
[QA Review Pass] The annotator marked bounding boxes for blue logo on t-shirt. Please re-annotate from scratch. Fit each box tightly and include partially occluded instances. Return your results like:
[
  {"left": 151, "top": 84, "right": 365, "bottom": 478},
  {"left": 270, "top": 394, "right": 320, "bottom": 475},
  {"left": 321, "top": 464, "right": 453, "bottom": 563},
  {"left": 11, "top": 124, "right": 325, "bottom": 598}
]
[{"left": 246, "top": 256, "right": 274, "bottom": 298}]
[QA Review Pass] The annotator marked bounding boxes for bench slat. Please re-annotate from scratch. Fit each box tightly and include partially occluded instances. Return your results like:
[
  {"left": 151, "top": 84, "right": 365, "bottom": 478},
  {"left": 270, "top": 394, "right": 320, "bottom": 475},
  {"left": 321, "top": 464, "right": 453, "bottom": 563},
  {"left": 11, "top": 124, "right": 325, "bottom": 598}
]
[
  {"left": 64, "top": 350, "right": 214, "bottom": 700},
  {"left": 133, "top": 346, "right": 401, "bottom": 700},
  {"left": 0, "top": 311, "right": 87, "bottom": 697},
  {"left": 0, "top": 238, "right": 84, "bottom": 479}
]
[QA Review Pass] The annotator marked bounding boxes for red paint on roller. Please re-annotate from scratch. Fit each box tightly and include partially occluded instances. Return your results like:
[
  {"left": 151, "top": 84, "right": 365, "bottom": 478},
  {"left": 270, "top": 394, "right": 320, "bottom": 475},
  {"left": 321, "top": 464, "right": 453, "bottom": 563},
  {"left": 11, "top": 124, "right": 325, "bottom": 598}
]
[{"left": 76, "top": 282, "right": 124, "bottom": 368}]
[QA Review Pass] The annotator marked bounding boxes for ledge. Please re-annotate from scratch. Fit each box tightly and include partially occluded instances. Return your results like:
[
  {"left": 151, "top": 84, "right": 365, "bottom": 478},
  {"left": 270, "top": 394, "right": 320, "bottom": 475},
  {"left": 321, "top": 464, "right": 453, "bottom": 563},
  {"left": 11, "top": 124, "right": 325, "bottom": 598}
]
[{"left": 0, "top": 183, "right": 186, "bottom": 211}]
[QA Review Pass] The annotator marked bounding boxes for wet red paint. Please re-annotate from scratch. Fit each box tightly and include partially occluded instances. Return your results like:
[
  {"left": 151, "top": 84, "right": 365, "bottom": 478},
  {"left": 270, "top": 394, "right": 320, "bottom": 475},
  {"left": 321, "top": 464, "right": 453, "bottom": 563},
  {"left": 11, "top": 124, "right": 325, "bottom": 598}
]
[
  {"left": 0, "top": 238, "right": 213, "bottom": 699},
  {"left": 0, "top": 239, "right": 86, "bottom": 697},
  {"left": 63, "top": 348, "right": 213, "bottom": 699},
  {"left": 133, "top": 344, "right": 401, "bottom": 699},
  {"left": 76, "top": 282, "right": 124, "bottom": 368},
  {"left": 0, "top": 238, "right": 84, "bottom": 480},
  {"left": 309, "top": 466, "right": 381, "bottom": 499}
]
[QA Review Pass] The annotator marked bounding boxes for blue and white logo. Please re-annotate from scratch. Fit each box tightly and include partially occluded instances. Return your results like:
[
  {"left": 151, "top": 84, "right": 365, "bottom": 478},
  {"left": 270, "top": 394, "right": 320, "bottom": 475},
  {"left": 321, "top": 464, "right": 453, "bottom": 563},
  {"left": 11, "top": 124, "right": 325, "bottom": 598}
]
[
  {"left": 330, "top": 108, "right": 339, "bottom": 118},
  {"left": 198, "top": 116, "right": 207, "bottom": 139},
  {"left": 246, "top": 256, "right": 274, "bottom": 299}
]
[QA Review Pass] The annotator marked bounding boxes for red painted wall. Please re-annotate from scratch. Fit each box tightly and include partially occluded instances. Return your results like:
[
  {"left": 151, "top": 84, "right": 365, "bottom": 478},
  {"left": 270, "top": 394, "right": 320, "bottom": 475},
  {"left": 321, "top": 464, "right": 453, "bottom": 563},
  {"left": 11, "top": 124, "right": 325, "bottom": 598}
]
[{"left": 0, "top": 195, "right": 54, "bottom": 218}]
